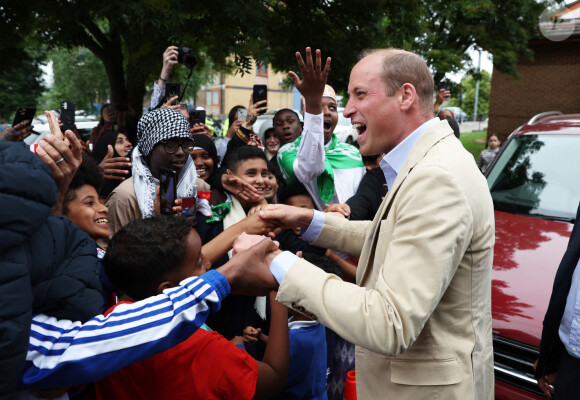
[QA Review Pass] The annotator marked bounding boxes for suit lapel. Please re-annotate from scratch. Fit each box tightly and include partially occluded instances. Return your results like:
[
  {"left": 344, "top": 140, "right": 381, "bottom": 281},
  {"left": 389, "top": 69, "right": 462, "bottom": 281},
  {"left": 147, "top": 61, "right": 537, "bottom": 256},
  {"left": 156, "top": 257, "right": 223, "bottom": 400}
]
[{"left": 356, "top": 121, "right": 454, "bottom": 285}]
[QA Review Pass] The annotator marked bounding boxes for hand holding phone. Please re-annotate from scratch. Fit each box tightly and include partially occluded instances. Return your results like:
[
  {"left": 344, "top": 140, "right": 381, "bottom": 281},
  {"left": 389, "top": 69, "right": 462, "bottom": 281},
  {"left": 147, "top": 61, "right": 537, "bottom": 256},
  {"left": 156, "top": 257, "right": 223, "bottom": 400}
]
[
  {"left": 189, "top": 110, "right": 206, "bottom": 126},
  {"left": 159, "top": 168, "right": 177, "bottom": 215},
  {"left": 165, "top": 82, "right": 181, "bottom": 105},
  {"left": 12, "top": 106, "right": 36, "bottom": 127},
  {"left": 252, "top": 85, "right": 267, "bottom": 115},
  {"left": 60, "top": 101, "right": 76, "bottom": 132},
  {"left": 237, "top": 108, "right": 247, "bottom": 121}
]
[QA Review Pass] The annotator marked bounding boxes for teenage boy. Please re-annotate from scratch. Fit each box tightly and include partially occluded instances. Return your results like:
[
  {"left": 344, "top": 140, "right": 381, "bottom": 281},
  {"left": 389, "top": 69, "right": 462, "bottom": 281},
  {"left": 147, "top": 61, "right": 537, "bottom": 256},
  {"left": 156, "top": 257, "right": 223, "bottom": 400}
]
[
  {"left": 277, "top": 85, "right": 365, "bottom": 210},
  {"left": 97, "top": 216, "right": 289, "bottom": 400},
  {"left": 196, "top": 145, "right": 273, "bottom": 343}
]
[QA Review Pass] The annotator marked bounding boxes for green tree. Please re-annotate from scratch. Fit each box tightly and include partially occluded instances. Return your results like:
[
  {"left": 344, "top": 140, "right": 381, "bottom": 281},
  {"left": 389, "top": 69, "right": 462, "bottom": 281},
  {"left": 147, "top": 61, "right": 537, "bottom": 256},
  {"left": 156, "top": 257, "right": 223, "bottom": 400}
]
[
  {"left": 0, "top": 47, "right": 45, "bottom": 123},
  {"left": 461, "top": 70, "right": 491, "bottom": 118},
  {"left": 42, "top": 47, "right": 110, "bottom": 113},
  {"left": 413, "top": 0, "right": 550, "bottom": 84},
  {"left": 1, "top": 0, "right": 553, "bottom": 118},
  {"left": 446, "top": 70, "right": 491, "bottom": 119}
]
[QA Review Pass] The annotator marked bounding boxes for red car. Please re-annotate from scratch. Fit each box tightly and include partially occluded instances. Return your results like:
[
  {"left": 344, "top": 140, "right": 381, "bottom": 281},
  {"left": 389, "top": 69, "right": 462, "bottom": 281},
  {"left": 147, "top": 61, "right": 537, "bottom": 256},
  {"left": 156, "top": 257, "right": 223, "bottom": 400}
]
[{"left": 486, "top": 112, "right": 580, "bottom": 398}]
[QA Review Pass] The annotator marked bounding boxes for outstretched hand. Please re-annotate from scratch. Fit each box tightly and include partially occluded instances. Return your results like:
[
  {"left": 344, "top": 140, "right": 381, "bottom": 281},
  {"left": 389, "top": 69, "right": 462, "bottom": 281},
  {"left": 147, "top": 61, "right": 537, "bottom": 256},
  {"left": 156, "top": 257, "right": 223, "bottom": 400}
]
[
  {"left": 323, "top": 203, "right": 350, "bottom": 219},
  {"left": 160, "top": 46, "right": 178, "bottom": 84},
  {"left": 99, "top": 145, "right": 131, "bottom": 181},
  {"left": 243, "top": 93, "right": 267, "bottom": 130},
  {"left": 35, "top": 111, "right": 83, "bottom": 214},
  {"left": 0, "top": 120, "right": 33, "bottom": 142},
  {"left": 258, "top": 204, "right": 314, "bottom": 231},
  {"left": 217, "top": 237, "right": 281, "bottom": 295},
  {"left": 289, "top": 47, "right": 331, "bottom": 115}
]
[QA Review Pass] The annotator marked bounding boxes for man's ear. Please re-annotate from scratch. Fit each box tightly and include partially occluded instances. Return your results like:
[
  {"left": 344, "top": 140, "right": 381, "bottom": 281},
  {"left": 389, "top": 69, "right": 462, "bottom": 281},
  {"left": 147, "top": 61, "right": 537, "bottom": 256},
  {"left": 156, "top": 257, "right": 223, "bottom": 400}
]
[
  {"left": 399, "top": 83, "right": 417, "bottom": 111},
  {"left": 156, "top": 281, "right": 173, "bottom": 295},
  {"left": 226, "top": 168, "right": 233, "bottom": 175}
]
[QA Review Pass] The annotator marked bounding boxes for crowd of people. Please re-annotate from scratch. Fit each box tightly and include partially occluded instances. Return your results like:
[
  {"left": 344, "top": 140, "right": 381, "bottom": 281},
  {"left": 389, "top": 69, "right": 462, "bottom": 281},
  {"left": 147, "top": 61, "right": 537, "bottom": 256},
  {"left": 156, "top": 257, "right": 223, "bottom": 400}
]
[{"left": 0, "top": 44, "right": 509, "bottom": 400}]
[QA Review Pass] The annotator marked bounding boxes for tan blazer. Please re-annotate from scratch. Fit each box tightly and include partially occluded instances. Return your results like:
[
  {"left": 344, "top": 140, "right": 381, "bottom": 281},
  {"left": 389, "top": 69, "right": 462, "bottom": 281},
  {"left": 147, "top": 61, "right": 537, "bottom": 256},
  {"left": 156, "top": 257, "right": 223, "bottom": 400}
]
[{"left": 277, "top": 120, "right": 495, "bottom": 399}]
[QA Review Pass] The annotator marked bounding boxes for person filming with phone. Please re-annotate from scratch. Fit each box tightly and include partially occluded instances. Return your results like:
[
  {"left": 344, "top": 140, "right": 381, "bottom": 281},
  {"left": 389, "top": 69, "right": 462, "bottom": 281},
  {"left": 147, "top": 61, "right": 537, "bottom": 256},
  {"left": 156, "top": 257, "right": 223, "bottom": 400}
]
[{"left": 101, "top": 108, "right": 207, "bottom": 248}]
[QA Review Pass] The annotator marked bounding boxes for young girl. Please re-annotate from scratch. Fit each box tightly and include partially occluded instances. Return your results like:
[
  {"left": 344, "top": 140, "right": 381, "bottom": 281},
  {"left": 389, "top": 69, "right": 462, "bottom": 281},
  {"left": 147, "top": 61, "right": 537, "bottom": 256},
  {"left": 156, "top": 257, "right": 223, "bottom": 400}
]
[{"left": 477, "top": 134, "right": 501, "bottom": 173}]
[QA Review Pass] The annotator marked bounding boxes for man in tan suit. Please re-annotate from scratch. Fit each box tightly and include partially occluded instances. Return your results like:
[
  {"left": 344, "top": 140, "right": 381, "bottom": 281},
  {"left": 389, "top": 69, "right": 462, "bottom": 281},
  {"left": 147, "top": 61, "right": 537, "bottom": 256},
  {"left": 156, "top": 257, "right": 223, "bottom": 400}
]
[{"left": 254, "top": 47, "right": 495, "bottom": 399}]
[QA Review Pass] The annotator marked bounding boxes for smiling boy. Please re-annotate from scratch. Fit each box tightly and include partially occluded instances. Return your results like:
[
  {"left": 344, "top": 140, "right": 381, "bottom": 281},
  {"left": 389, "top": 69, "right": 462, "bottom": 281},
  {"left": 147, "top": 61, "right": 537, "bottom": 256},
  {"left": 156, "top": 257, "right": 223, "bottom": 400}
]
[
  {"left": 62, "top": 156, "right": 109, "bottom": 242},
  {"left": 195, "top": 145, "right": 272, "bottom": 343}
]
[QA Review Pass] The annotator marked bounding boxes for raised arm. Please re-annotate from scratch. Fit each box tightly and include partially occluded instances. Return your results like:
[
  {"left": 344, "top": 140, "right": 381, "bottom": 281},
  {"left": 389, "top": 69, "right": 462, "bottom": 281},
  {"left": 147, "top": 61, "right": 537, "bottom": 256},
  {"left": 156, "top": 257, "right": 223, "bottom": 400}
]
[
  {"left": 150, "top": 46, "right": 178, "bottom": 109},
  {"left": 201, "top": 213, "right": 280, "bottom": 265},
  {"left": 254, "top": 292, "right": 289, "bottom": 398},
  {"left": 22, "top": 270, "right": 229, "bottom": 389},
  {"left": 281, "top": 48, "right": 331, "bottom": 185}
]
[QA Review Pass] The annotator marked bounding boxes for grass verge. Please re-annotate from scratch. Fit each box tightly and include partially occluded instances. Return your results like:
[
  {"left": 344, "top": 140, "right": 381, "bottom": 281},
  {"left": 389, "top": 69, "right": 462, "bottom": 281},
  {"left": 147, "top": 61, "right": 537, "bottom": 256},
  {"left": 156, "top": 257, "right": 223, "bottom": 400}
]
[{"left": 460, "top": 130, "right": 487, "bottom": 161}]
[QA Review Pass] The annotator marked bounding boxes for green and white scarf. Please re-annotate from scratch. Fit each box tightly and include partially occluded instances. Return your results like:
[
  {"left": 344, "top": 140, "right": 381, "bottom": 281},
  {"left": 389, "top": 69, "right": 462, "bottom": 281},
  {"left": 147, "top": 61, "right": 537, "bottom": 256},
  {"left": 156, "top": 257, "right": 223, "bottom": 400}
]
[{"left": 278, "top": 133, "right": 364, "bottom": 204}]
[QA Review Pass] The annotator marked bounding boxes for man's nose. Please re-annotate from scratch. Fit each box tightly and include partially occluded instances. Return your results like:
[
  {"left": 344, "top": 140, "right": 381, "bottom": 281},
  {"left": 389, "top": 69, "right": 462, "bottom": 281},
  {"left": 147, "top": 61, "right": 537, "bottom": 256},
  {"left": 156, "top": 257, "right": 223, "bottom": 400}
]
[{"left": 344, "top": 100, "right": 355, "bottom": 118}]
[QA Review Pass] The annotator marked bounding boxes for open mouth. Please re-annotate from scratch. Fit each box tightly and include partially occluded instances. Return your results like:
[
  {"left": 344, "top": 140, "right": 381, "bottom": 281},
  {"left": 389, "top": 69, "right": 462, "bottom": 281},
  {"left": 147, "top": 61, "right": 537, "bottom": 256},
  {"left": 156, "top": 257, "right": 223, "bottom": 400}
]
[
  {"left": 323, "top": 121, "right": 332, "bottom": 131},
  {"left": 353, "top": 123, "right": 367, "bottom": 136},
  {"left": 95, "top": 218, "right": 108, "bottom": 226},
  {"left": 196, "top": 168, "right": 207, "bottom": 176}
]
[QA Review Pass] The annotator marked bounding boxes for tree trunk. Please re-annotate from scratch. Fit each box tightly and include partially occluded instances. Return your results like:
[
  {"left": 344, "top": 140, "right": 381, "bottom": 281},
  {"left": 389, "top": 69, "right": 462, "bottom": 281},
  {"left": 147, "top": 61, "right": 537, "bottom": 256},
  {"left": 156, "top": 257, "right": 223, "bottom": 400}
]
[{"left": 127, "top": 74, "right": 146, "bottom": 120}]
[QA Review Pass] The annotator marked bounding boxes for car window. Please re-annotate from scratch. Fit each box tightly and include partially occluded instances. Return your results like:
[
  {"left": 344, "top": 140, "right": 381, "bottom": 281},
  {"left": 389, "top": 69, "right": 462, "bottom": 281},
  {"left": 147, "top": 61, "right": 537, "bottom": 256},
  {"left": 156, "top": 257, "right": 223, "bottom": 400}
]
[{"left": 487, "top": 134, "right": 580, "bottom": 222}]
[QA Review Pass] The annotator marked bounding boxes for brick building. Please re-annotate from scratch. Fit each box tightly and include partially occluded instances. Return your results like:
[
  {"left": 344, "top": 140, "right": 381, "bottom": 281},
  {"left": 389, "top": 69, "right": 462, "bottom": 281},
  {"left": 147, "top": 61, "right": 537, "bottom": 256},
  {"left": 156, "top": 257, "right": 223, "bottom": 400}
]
[
  {"left": 488, "top": 4, "right": 580, "bottom": 142},
  {"left": 196, "top": 59, "right": 298, "bottom": 122}
]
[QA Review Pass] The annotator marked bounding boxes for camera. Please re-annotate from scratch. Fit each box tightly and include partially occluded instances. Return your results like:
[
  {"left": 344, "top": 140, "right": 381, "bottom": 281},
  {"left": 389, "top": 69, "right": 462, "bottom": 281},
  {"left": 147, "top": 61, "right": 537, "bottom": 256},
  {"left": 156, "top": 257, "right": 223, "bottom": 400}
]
[{"left": 178, "top": 47, "right": 197, "bottom": 70}]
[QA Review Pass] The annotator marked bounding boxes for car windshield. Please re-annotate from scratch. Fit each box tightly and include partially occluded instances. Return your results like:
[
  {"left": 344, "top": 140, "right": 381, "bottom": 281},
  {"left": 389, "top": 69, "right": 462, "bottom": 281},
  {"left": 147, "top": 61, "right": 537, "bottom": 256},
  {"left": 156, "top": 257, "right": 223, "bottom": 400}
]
[{"left": 487, "top": 134, "right": 580, "bottom": 222}]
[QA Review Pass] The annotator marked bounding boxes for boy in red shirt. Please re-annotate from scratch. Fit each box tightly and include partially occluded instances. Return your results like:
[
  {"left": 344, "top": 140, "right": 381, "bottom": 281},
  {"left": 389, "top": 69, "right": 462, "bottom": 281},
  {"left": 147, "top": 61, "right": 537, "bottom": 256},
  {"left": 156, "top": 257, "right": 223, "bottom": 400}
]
[{"left": 97, "top": 215, "right": 288, "bottom": 399}]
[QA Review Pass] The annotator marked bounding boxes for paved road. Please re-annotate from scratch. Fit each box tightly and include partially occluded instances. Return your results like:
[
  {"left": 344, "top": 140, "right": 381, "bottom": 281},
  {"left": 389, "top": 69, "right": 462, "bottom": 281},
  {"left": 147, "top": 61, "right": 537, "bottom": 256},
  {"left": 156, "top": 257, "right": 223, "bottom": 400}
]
[{"left": 459, "top": 120, "right": 488, "bottom": 133}]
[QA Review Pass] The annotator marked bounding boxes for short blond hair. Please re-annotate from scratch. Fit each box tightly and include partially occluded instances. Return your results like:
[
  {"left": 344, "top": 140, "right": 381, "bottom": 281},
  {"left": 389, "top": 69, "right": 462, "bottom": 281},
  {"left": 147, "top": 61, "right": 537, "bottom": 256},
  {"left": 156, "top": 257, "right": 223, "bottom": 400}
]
[{"left": 360, "top": 48, "right": 434, "bottom": 114}]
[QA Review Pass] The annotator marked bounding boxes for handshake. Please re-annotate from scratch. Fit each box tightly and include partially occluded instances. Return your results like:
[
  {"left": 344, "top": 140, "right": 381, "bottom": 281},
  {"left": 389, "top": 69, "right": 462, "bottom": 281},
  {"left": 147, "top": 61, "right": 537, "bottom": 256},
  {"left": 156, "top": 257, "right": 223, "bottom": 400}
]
[{"left": 219, "top": 204, "right": 315, "bottom": 295}]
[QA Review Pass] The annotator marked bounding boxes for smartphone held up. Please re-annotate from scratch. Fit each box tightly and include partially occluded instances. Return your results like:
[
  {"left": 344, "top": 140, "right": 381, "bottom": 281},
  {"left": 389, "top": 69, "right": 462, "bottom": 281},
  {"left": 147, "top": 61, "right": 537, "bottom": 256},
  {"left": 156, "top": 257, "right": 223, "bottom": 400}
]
[
  {"left": 252, "top": 84, "right": 267, "bottom": 115},
  {"left": 165, "top": 82, "right": 181, "bottom": 105},
  {"left": 159, "top": 168, "right": 177, "bottom": 215},
  {"left": 237, "top": 108, "right": 248, "bottom": 121},
  {"left": 12, "top": 106, "right": 36, "bottom": 127},
  {"left": 60, "top": 100, "right": 76, "bottom": 132},
  {"left": 189, "top": 109, "right": 206, "bottom": 127}
]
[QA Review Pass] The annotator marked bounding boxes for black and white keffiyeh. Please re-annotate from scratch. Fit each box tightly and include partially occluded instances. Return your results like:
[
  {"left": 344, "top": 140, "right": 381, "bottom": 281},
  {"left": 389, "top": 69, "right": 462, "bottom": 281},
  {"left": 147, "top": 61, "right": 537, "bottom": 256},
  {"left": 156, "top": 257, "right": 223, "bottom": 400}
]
[
  {"left": 137, "top": 108, "right": 192, "bottom": 157},
  {"left": 132, "top": 108, "right": 198, "bottom": 218}
]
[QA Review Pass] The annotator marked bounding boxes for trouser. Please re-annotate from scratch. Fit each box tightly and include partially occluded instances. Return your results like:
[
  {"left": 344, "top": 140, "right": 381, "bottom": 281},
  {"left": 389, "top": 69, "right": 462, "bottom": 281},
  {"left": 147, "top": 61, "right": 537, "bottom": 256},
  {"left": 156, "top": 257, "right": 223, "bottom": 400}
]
[{"left": 554, "top": 349, "right": 580, "bottom": 399}]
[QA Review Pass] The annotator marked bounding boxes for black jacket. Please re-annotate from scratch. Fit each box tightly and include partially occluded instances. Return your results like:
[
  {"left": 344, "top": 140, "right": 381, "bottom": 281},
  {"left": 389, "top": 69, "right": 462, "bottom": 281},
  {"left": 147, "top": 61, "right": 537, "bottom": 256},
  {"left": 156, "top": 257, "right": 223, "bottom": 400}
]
[
  {"left": 535, "top": 202, "right": 580, "bottom": 378},
  {"left": 346, "top": 167, "right": 385, "bottom": 221},
  {"left": 0, "top": 141, "right": 103, "bottom": 395}
]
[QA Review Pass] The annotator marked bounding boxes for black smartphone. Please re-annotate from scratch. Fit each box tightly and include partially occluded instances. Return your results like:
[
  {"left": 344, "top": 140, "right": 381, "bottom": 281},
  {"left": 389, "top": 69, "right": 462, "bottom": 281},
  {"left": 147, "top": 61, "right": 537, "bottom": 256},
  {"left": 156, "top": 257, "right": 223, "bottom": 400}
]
[
  {"left": 253, "top": 84, "right": 267, "bottom": 114},
  {"left": 189, "top": 110, "right": 206, "bottom": 126},
  {"left": 165, "top": 82, "right": 181, "bottom": 105},
  {"left": 12, "top": 106, "right": 36, "bottom": 127},
  {"left": 159, "top": 168, "right": 177, "bottom": 215},
  {"left": 60, "top": 100, "right": 76, "bottom": 132}
]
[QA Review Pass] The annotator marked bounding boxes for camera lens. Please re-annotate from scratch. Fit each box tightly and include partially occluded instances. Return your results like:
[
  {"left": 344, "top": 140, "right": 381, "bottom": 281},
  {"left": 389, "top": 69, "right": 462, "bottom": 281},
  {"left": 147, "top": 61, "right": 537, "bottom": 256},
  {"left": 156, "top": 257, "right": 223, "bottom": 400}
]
[{"left": 178, "top": 47, "right": 197, "bottom": 70}]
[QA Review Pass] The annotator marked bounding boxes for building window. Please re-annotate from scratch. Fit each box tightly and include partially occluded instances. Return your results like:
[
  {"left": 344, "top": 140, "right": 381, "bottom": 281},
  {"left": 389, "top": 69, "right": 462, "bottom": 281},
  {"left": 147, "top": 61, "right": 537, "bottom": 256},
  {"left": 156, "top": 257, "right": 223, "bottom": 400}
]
[
  {"left": 256, "top": 61, "right": 268, "bottom": 76},
  {"left": 206, "top": 89, "right": 220, "bottom": 106}
]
